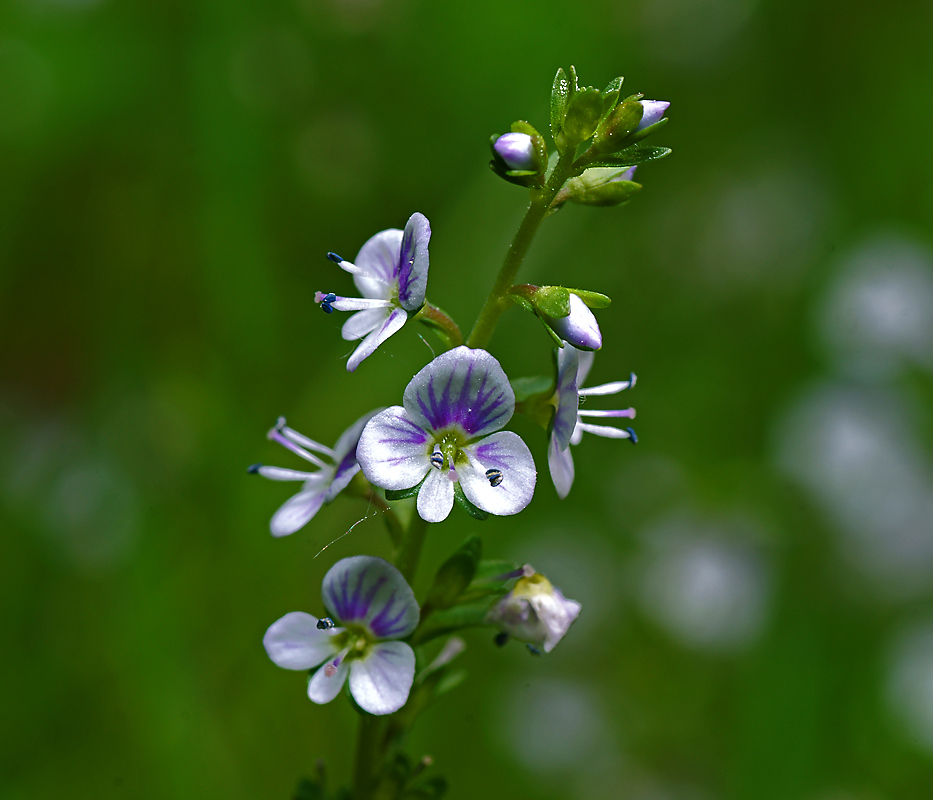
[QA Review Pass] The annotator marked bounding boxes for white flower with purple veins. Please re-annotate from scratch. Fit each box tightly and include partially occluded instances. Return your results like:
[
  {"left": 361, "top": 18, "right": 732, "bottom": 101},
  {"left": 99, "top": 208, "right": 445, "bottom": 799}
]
[
  {"left": 357, "top": 346, "right": 536, "bottom": 523},
  {"left": 250, "top": 411, "right": 378, "bottom": 536},
  {"left": 486, "top": 565, "right": 582, "bottom": 653},
  {"left": 548, "top": 347, "right": 636, "bottom": 499},
  {"left": 315, "top": 212, "right": 431, "bottom": 372},
  {"left": 264, "top": 556, "right": 419, "bottom": 715}
]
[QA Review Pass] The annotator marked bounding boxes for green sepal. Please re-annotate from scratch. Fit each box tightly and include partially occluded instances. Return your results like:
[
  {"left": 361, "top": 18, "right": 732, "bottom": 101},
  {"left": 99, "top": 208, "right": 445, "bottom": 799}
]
[
  {"left": 570, "top": 288, "right": 611, "bottom": 308},
  {"left": 424, "top": 536, "right": 482, "bottom": 611},
  {"left": 411, "top": 604, "right": 492, "bottom": 644},
  {"left": 511, "top": 375, "right": 554, "bottom": 403},
  {"left": 550, "top": 67, "right": 571, "bottom": 148},
  {"left": 562, "top": 86, "right": 603, "bottom": 145},
  {"left": 534, "top": 285, "right": 571, "bottom": 317},
  {"left": 385, "top": 476, "right": 426, "bottom": 502},
  {"left": 627, "top": 115, "right": 669, "bottom": 144},
  {"left": 569, "top": 179, "right": 642, "bottom": 207},
  {"left": 508, "top": 292, "right": 535, "bottom": 313},
  {"left": 539, "top": 319, "right": 564, "bottom": 347},
  {"left": 457, "top": 559, "right": 520, "bottom": 604},
  {"left": 592, "top": 100, "right": 644, "bottom": 154},
  {"left": 601, "top": 75, "right": 624, "bottom": 114},
  {"left": 404, "top": 777, "right": 449, "bottom": 800},
  {"left": 586, "top": 144, "right": 671, "bottom": 168},
  {"left": 453, "top": 483, "right": 487, "bottom": 520}
]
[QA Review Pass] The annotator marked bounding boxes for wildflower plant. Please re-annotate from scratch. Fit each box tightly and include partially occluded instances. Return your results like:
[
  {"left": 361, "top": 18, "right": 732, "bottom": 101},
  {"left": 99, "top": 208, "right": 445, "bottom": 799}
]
[{"left": 251, "top": 66, "right": 670, "bottom": 799}]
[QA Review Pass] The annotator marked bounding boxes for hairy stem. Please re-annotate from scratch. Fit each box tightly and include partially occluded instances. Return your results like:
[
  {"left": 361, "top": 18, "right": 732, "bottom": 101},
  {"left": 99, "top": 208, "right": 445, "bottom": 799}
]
[{"left": 352, "top": 714, "right": 382, "bottom": 800}]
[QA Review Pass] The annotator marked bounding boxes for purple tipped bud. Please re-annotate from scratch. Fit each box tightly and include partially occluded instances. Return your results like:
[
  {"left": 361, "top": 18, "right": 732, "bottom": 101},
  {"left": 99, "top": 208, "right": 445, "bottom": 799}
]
[
  {"left": 543, "top": 293, "right": 602, "bottom": 351},
  {"left": 493, "top": 132, "right": 537, "bottom": 171},
  {"left": 636, "top": 100, "right": 670, "bottom": 131},
  {"left": 615, "top": 166, "right": 637, "bottom": 183}
]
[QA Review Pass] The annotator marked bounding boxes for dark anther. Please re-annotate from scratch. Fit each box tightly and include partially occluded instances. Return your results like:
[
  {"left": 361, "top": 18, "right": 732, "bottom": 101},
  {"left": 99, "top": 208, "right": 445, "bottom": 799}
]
[
  {"left": 326, "top": 252, "right": 344, "bottom": 264},
  {"left": 316, "top": 617, "right": 336, "bottom": 630},
  {"left": 430, "top": 452, "right": 444, "bottom": 470},
  {"left": 494, "top": 632, "right": 510, "bottom": 647},
  {"left": 319, "top": 292, "right": 337, "bottom": 314},
  {"left": 275, "top": 416, "right": 287, "bottom": 431},
  {"left": 485, "top": 468, "right": 503, "bottom": 487},
  {"left": 629, "top": 372, "right": 636, "bottom": 387},
  {"left": 526, "top": 644, "right": 543, "bottom": 656},
  {"left": 625, "top": 427, "right": 638, "bottom": 444},
  {"left": 247, "top": 463, "right": 262, "bottom": 474}
]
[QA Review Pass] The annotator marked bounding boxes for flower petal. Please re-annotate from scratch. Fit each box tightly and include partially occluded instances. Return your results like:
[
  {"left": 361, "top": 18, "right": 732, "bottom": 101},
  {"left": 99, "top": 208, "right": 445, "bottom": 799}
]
[
  {"left": 270, "top": 486, "right": 328, "bottom": 537},
  {"left": 576, "top": 349, "right": 595, "bottom": 386},
  {"left": 308, "top": 657, "right": 350, "bottom": 704},
  {"left": 357, "top": 407, "right": 432, "bottom": 490},
  {"left": 403, "top": 346, "right": 514, "bottom": 438},
  {"left": 396, "top": 212, "right": 431, "bottom": 311},
  {"left": 547, "top": 435, "right": 575, "bottom": 500},
  {"left": 322, "top": 556, "right": 420, "bottom": 639},
  {"left": 460, "top": 431, "right": 536, "bottom": 516},
  {"left": 263, "top": 611, "right": 338, "bottom": 670},
  {"left": 325, "top": 408, "right": 382, "bottom": 503},
  {"left": 416, "top": 467, "right": 455, "bottom": 523},
  {"left": 341, "top": 307, "right": 388, "bottom": 341},
  {"left": 348, "top": 641, "right": 416, "bottom": 715},
  {"left": 353, "top": 228, "right": 404, "bottom": 298},
  {"left": 346, "top": 307, "right": 408, "bottom": 372},
  {"left": 552, "top": 346, "right": 580, "bottom": 450}
]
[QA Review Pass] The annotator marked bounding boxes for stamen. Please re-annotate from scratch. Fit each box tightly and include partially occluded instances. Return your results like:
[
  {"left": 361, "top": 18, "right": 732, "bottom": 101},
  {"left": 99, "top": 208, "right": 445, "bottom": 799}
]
[
  {"left": 430, "top": 448, "right": 444, "bottom": 470},
  {"left": 267, "top": 427, "right": 328, "bottom": 469},
  {"left": 275, "top": 420, "right": 335, "bottom": 457},
  {"left": 625, "top": 426, "right": 638, "bottom": 444},
  {"left": 576, "top": 407, "right": 636, "bottom": 419},
  {"left": 494, "top": 632, "right": 510, "bottom": 647},
  {"left": 485, "top": 468, "right": 503, "bottom": 487},
  {"left": 316, "top": 291, "right": 338, "bottom": 314},
  {"left": 323, "top": 662, "right": 338, "bottom": 677},
  {"left": 316, "top": 617, "right": 336, "bottom": 630},
  {"left": 247, "top": 463, "right": 262, "bottom": 474},
  {"left": 326, "top": 252, "right": 344, "bottom": 264},
  {"left": 526, "top": 644, "right": 543, "bottom": 656}
]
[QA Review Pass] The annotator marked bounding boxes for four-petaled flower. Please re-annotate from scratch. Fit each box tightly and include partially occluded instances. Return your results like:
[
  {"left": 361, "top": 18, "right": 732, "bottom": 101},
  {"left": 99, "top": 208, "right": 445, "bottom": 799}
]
[
  {"left": 315, "top": 212, "right": 431, "bottom": 372},
  {"left": 263, "top": 556, "right": 419, "bottom": 715},
  {"left": 486, "top": 565, "right": 582, "bottom": 653},
  {"left": 548, "top": 346, "right": 636, "bottom": 499},
  {"left": 357, "top": 346, "right": 536, "bottom": 523},
  {"left": 250, "top": 411, "right": 379, "bottom": 536}
]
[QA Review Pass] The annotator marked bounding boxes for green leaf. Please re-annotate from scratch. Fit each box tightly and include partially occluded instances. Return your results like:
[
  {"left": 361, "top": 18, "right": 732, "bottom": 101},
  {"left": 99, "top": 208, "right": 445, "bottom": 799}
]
[
  {"left": 534, "top": 285, "right": 571, "bottom": 318},
  {"left": 453, "top": 483, "right": 487, "bottom": 520},
  {"left": 569, "top": 180, "right": 641, "bottom": 207},
  {"left": 569, "top": 288, "right": 611, "bottom": 308},
  {"left": 385, "top": 476, "right": 426, "bottom": 502},
  {"left": 424, "top": 536, "right": 482, "bottom": 610},
  {"left": 563, "top": 87, "right": 603, "bottom": 144},
  {"left": 550, "top": 68, "right": 571, "bottom": 144},
  {"left": 586, "top": 144, "right": 672, "bottom": 168},
  {"left": 510, "top": 375, "right": 554, "bottom": 402}
]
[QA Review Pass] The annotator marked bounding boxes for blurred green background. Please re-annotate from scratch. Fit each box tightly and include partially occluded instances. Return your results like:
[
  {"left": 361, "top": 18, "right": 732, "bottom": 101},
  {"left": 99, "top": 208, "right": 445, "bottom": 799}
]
[{"left": 3, "top": 0, "right": 933, "bottom": 798}]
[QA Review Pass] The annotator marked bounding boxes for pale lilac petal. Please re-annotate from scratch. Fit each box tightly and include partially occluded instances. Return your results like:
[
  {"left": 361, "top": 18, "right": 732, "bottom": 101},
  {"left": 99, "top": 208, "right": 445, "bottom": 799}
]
[
  {"left": 348, "top": 641, "right": 416, "bottom": 715},
  {"left": 341, "top": 308, "right": 387, "bottom": 341},
  {"left": 544, "top": 294, "right": 602, "bottom": 351},
  {"left": 552, "top": 346, "right": 580, "bottom": 450},
  {"left": 535, "top": 589, "right": 582, "bottom": 653},
  {"left": 357, "top": 407, "right": 432, "bottom": 491},
  {"left": 330, "top": 297, "right": 393, "bottom": 312},
  {"left": 570, "top": 422, "right": 584, "bottom": 447},
  {"left": 396, "top": 212, "right": 431, "bottom": 311},
  {"left": 460, "top": 431, "right": 536, "bottom": 516},
  {"left": 547, "top": 436, "right": 575, "bottom": 500},
  {"left": 637, "top": 100, "right": 670, "bottom": 131},
  {"left": 322, "top": 556, "right": 419, "bottom": 639},
  {"left": 263, "top": 611, "right": 339, "bottom": 670},
  {"left": 346, "top": 307, "right": 408, "bottom": 372},
  {"left": 416, "top": 467, "right": 455, "bottom": 523},
  {"left": 576, "top": 350, "right": 596, "bottom": 386},
  {"left": 576, "top": 421, "right": 634, "bottom": 439},
  {"left": 403, "top": 346, "right": 514, "bottom": 438},
  {"left": 353, "top": 228, "right": 404, "bottom": 298},
  {"left": 270, "top": 486, "right": 328, "bottom": 537},
  {"left": 325, "top": 408, "right": 382, "bottom": 503},
  {"left": 308, "top": 656, "right": 350, "bottom": 704}
]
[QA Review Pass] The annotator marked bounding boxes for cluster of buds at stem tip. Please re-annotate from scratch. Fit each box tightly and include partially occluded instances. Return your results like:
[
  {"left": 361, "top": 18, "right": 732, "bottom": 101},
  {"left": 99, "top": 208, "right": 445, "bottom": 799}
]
[
  {"left": 490, "top": 121, "right": 548, "bottom": 188},
  {"left": 508, "top": 284, "right": 610, "bottom": 351}
]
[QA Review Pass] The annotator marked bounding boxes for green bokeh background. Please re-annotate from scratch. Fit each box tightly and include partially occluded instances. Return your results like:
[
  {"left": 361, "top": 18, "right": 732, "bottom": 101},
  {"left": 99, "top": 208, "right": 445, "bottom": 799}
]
[{"left": 3, "top": 0, "right": 933, "bottom": 798}]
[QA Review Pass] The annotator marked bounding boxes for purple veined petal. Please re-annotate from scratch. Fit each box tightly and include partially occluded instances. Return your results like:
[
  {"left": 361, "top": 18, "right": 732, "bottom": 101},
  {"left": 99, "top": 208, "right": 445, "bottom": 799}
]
[
  {"left": 416, "top": 467, "right": 455, "bottom": 523},
  {"left": 396, "top": 212, "right": 431, "bottom": 312},
  {"left": 357, "top": 406, "right": 432, "bottom": 490},
  {"left": 256, "top": 466, "right": 325, "bottom": 482},
  {"left": 403, "top": 346, "right": 515, "bottom": 438},
  {"left": 348, "top": 641, "right": 416, "bottom": 715},
  {"left": 547, "top": 435, "right": 575, "bottom": 500},
  {"left": 353, "top": 228, "right": 404, "bottom": 298},
  {"left": 342, "top": 308, "right": 388, "bottom": 342},
  {"left": 325, "top": 408, "right": 383, "bottom": 503},
  {"left": 264, "top": 611, "right": 340, "bottom": 670},
  {"left": 552, "top": 346, "right": 580, "bottom": 451},
  {"left": 575, "top": 349, "right": 596, "bottom": 387},
  {"left": 330, "top": 297, "right": 393, "bottom": 312},
  {"left": 322, "top": 556, "right": 419, "bottom": 639},
  {"left": 308, "top": 655, "right": 350, "bottom": 704},
  {"left": 460, "top": 431, "right": 536, "bottom": 516},
  {"left": 346, "top": 307, "right": 408, "bottom": 372},
  {"left": 270, "top": 485, "right": 329, "bottom": 536},
  {"left": 576, "top": 422, "right": 634, "bottom": 439}
]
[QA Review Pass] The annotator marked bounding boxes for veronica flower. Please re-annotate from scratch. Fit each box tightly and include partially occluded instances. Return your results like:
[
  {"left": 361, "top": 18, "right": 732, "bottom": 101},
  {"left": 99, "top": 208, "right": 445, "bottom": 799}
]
[
  {"left": 250, "top": 411, "right": 378, "bottom": 536},
  {"left": 264, "top": 556, "right": 418, "bottom": 715},
  {"left": 357, "top": 346, "right": 536, "bottom": 523},
  {"left": 548, "top": 347, "right": 636, "bottom": 499},
  {"left": 315, "top": 212, "right": 431, "bottom": 372},
  {"left": 486, "top": 564, "right": 581, "bottom": 653}
]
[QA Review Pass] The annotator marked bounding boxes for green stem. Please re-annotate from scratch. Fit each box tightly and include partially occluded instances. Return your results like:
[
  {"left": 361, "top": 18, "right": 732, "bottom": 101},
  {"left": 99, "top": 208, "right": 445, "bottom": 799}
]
[
  {"left": 393, "top": 513, "right": 429, "bottom": 584},
  {"left": 352, "top": 714, "right": 382, "bottom": 800},
  {"left": 466, "top": 153, "right": 578, "bottom": 350}
]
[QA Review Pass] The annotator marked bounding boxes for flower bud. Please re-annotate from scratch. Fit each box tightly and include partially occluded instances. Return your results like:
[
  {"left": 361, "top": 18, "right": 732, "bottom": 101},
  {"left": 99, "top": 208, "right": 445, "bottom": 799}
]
[
  {"left": 486, "top": 568, "right": 581, "bottom": 653},
  {"left": 493, "top": 133, "right": 537, "bottom": 172},
  {"left": 636, "top": 100, "right": 670, "bottom": 131},
  {"left": 542, "top": 293, "right": 602, "bottom": 351}
]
